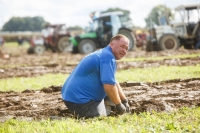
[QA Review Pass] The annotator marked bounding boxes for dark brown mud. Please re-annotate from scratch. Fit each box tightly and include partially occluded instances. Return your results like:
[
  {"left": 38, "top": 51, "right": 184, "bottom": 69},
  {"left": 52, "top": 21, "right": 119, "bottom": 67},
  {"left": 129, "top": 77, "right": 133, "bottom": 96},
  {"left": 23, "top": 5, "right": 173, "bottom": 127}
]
[
  {"left": 1, "top": 49, "right": 200, "bottom": 79},
  {"left": 0, "top": 78, "right": 200, "bottom": 122}
]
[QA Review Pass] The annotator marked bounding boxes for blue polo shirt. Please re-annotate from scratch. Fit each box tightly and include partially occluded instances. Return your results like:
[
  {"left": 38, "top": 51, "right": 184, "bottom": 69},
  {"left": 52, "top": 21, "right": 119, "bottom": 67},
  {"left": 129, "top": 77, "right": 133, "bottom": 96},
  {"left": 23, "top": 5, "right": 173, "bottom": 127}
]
[{"left": 61, "top": 46, "right": 116, "bottom": 104}]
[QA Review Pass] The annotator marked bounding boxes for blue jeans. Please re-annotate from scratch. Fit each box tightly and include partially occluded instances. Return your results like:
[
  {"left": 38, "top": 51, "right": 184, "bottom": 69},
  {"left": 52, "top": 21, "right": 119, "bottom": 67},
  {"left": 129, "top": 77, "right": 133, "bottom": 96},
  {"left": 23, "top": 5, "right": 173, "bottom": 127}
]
[{"left": 64, "top": 99, "right": 107, "bottom": 119}]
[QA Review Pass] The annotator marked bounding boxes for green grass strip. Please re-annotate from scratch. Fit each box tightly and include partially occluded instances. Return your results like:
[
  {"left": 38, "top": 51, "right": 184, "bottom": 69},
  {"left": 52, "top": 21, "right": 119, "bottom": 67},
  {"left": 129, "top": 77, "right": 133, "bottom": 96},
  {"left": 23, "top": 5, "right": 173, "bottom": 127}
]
[
  {"left": 0, "top": 65, "right": 200, "bottom": 92},
  {"left": 0, "top": 107, "right": 199, "bottom": 133},
  {"left": 121, "top": 53, "right": 200, "bottom": 62},
  {"left": 117, "top": 64, "right": 200, "bottom": 82},
  {"left": 4, "top": 42, "right": 29, "bottom": 48},
  {"left": 0, "top": 73, "right": 68, "bottom": 92}
]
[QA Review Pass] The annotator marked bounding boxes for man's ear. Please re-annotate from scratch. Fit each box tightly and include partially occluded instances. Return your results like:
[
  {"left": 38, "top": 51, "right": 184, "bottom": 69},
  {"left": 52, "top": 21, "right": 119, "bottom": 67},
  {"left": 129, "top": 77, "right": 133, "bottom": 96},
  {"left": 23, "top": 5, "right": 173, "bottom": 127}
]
[{"left": 110, "top": 42, "right": 114, "bottom": 48}]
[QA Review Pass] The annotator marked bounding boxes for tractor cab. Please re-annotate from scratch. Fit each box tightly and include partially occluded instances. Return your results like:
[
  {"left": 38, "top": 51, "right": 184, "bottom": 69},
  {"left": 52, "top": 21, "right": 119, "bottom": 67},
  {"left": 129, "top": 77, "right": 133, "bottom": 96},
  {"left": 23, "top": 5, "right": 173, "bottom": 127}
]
[
  {"left": 146, "top": 3, "right": 200, "bottom": 51},
  {"left": 71, "top": 11, "right": 135, "bottom": 54},
  {"left": 172, "top": 4, "right": 200, "bottom": 39},
  {"left": 171, "top": 4, "right": 200, "bottom": 49},
  {"left": 92, "top": 11, "right": 125, "bottom": 47}
]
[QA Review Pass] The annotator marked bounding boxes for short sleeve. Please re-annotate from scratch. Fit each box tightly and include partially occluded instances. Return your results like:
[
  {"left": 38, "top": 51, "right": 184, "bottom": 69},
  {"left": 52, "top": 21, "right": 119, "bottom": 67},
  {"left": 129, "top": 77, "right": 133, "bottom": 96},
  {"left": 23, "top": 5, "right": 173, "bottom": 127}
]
[{"left": 100, "top": 60, "right": 116, "bottom": 85}]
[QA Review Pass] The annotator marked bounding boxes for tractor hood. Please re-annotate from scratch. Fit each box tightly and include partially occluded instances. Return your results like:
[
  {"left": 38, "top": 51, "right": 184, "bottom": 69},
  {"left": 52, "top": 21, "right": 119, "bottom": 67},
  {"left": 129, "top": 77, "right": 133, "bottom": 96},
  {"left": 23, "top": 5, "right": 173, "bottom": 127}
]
[
  {"left": 79, "top": 32, "right": 97, "bottom": 38},
  {"left": 70, "top": 32, "right": 97, "bottom": 46}
]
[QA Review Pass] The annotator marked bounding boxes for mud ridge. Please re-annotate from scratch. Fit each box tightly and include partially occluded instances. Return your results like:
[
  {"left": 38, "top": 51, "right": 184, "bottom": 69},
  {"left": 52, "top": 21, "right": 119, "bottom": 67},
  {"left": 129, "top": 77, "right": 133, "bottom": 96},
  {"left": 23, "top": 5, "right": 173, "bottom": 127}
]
[{"left": 0, "top": 78, "right": 200, "bottom": 122}]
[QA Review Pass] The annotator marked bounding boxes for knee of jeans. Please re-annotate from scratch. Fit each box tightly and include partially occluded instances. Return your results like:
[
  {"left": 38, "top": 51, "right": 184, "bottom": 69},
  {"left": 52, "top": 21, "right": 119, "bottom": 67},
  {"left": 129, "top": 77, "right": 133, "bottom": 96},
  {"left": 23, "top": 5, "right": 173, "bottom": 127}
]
[
  {"left": 105, "top": 105, "right": 112, "bottom": 116},
  {"left": 104, "top": 99, "right": 115, "bottom": 106},
  {"left": 104, "top": 96, "right": 115, "bottom": 106}
]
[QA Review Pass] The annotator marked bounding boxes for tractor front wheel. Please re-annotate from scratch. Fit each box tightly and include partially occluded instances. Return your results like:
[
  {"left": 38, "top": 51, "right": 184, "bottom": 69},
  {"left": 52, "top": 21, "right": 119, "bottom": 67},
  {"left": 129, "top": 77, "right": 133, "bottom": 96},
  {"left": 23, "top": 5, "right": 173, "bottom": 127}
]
[
  {"left": 159, "top": 34, "right": 180, "bottom": 51},
  {"left": 34, "top": 45, "right": 46, "bottom": 54},
  {"left": 27, "top": 47, "right": 34, "bottom": 54},
  {"left": 78, "top": 39, "right": 97, "bottom": 54}
]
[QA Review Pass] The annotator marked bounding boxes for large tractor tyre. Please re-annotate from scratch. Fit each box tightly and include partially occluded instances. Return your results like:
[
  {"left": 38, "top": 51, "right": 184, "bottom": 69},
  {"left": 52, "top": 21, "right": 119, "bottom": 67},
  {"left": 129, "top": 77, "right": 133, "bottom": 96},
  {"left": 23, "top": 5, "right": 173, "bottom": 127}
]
[
  {"left": 34, "top": 45, "right": 46, "bottom": 55},
  {"left": 78, "top": 39, "right": 97, "bottom": 54},
  {"left": 158, "top": 34, "right": 180, "bottom": 51},
  {"left": 57, "top": 37, "right": 72, "bottom": 52},
  {"left": 118, "top": 30, "right": 135, "bottom": 51}
]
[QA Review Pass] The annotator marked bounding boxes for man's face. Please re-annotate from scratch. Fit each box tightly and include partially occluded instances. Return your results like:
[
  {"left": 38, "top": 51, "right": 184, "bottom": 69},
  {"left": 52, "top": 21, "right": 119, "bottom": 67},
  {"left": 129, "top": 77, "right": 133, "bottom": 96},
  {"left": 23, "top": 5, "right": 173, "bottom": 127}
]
[{"left": 110, "top": 37, "right": 129, "bottom": 60}]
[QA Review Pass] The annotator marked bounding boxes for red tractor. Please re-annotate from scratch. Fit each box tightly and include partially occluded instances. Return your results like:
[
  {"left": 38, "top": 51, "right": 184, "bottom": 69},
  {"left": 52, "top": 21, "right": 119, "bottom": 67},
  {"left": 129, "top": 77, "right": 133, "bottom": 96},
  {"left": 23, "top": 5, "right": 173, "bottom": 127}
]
[{"left": 28, "top": 24, "right": 71, "bottom": 54}]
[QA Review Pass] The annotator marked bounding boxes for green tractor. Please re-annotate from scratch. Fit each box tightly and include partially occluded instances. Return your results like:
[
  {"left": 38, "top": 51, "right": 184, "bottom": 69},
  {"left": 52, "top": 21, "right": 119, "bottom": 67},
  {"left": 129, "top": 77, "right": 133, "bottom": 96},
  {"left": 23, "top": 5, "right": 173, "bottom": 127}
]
[{"left": 71, "top": 11, "right": 136, "bottom": 54}]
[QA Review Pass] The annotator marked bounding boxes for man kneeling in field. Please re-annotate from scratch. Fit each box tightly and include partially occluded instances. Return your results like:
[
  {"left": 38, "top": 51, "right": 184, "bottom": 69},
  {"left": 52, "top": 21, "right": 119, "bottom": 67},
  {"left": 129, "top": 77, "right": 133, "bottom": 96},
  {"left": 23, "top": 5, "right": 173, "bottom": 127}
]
[{"left": 61, "top": 34, "right": 130, "bottom": 119}]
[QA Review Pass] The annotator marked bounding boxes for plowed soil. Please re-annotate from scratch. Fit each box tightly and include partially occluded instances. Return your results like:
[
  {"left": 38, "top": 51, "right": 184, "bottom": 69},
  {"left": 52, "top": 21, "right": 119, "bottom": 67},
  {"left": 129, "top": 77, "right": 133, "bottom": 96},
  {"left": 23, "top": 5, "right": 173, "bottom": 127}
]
[{"left": 0, "top": 48, "right": 200, "bottom": 122}]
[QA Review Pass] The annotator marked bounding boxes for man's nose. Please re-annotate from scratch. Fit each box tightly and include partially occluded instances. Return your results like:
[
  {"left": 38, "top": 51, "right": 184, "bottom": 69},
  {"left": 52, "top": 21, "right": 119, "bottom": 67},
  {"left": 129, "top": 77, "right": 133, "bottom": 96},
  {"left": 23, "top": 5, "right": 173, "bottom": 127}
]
[{"left": 122, "top": 48, "right": 127, "bottom": 54}]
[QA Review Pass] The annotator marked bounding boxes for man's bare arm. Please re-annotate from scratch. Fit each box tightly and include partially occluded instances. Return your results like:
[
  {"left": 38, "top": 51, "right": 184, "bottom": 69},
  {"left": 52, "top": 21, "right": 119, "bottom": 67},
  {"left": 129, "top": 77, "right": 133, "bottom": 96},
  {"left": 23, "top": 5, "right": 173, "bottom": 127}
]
[
  {"left": 103, "top": 84, "right": 121, "bottom": 104},
  {"left": 116, "top": 82, "right": 127, "bottom": 101},
  {"left": 116, "top": 82, "right": 130, "bottom": 112}
]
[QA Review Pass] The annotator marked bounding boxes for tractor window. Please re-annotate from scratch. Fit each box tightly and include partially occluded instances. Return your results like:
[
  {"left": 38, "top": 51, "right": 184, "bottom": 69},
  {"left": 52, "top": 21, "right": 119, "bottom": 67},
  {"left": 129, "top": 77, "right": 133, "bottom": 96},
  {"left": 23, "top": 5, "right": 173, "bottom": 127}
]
[
  {"left": 42, "top": 29, "right": 48, "bottom": 37},
  {"left": 119, "top": 15, "right": 129, "bottom": 22},
  {"left": 58, "top": 25, "right": 67, "bottom": 34},
  {"left": 47, "top": 27, "right": 54, "bottom": 36},
  {"left": 174, "top": 11, "right": 183, "bottom": 23},
  {"left": 187, "top": 9, "right": 199, "bottom": 23},
  {"left": 119, "top": 15, "right": 133, "bottom": 28},
  {"left": 158, "top": 15, "right": 168, "bottom": 25},
  {"left": 111, "top": 15, "right": 121, "bottom": 35},
  {"left": 179, "top": 9, "right": 185, "bottom": 20},
  {"left": 100, "top": 16, "right": 111, "bottom": 26},
  {"left": 92, "top": 19, "right": 99, "bottom": 31},
  {"left": 100, "top": 16, "right": 112, "bottom": 34}
]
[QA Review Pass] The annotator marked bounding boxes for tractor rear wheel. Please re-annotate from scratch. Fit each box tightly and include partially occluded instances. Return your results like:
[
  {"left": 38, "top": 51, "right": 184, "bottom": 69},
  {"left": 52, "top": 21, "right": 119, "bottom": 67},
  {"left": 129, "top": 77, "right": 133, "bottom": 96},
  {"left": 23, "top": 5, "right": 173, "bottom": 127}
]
[
  {"left": 118, "top": 30, "right": 135, "bottom": 51},
  {"left": 57, "top": 37, "right": 72, "bottom": 52},
  {"left": 159, "top": 34, "right": 180, "bottom": 51},
  {"left": 78, "top": 39, "right": 97, "bottom": 54},
  {"left": 34, "top": 45, "right": 45, "bottom": 54}
]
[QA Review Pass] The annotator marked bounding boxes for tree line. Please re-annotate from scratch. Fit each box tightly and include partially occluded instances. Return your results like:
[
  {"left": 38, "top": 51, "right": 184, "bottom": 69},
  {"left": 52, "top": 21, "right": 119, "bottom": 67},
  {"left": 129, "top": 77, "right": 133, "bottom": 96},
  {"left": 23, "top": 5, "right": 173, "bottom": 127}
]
[
  {"left": 1, "top": 5, "right": 172, "bottom": 32},
  {"left": 2, "top": 16, "right": 48, "bottom": 31}
]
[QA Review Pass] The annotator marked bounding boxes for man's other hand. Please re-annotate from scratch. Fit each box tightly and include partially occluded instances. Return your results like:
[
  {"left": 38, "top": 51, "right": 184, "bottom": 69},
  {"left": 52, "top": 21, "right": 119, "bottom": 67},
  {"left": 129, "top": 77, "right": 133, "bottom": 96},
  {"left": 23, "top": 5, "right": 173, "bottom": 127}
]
[
  {"left": 116, "top": 103, "right": 126, "bottom": 115},
  {"left": 122, "top": 99, "right": 130, "bottom": 112}
]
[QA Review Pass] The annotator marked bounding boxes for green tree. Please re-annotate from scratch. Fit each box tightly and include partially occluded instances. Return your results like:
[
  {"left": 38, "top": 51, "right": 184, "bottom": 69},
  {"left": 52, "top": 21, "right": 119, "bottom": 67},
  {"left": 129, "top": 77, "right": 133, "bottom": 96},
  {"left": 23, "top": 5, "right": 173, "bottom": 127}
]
[
  {"left": 68, "top": 25, "right": 83, "bottom": 30},
  {"left": 2, "top": 16, "right": 48, "bottom": 31},
  {"left": 144, "top": 5, "right": 172, "bottom": 27}
]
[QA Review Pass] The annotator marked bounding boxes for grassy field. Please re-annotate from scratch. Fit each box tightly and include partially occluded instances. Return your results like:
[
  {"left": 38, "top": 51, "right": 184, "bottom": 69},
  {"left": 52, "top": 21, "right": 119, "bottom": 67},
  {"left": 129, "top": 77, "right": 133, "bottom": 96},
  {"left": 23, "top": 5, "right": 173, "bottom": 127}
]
[
  {"left": 0, "top": 65, "right": 200, "bottom": 92},
  {"left": 121, "top": 53, "right": 200, "bottom": 62},
  {"left": 0, "top": 42, "right": 200, "bottom": 132},
  {"left": 1, "top": 108, "right": 200, "bottom": 133},
  {"left": 3, "top": 41, "right": 30, "bottom": 48}
]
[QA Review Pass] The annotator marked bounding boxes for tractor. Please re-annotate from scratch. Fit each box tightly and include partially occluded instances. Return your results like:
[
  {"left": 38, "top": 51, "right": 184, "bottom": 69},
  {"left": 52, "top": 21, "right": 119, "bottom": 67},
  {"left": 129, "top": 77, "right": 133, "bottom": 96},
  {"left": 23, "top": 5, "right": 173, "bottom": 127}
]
[
  {"left": 71, "top": 11, "right": 136, "bottom": 54},
  {"left": 28, "top": 24, "right": 71, "bottom": 54},
  {"left": 146, "top": 4, "right": 200, "bottom": 51}
]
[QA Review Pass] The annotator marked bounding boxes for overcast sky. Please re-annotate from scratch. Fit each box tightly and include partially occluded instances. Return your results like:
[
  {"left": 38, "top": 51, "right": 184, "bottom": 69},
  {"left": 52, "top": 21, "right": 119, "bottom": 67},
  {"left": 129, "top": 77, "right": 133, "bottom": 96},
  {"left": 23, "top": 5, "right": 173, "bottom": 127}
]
[{"left": 0, "top": 0, "right": 199, "bottom": 29}]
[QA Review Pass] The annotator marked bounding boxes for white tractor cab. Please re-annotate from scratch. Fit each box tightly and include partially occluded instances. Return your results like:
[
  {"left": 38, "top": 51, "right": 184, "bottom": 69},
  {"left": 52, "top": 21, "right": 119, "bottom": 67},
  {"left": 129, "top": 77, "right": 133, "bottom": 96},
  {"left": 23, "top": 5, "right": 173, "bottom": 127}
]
[
  {"left": 71, "top": 11, "right": 136, "bottom": 54},
  {"left": 147, "top": 4, "right": 200, "bottom": 51}
]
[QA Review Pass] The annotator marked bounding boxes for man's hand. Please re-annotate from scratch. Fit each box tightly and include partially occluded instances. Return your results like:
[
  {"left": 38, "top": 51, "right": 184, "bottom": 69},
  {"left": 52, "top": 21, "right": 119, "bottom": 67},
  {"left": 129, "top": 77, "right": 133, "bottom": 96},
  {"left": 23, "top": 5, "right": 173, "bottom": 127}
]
[
  {"left": 122, "top": 99, "right": 130, "bottom": 112},
  {"left": 116, "top": 103, "right": 126, "bottom": 115}
]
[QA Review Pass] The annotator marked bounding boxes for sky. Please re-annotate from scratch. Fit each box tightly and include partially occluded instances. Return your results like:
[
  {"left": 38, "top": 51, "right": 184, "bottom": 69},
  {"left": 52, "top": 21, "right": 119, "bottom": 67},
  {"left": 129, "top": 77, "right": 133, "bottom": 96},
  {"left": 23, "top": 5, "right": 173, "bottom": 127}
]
[{"left": 0, "top": 0, "right": 199, "bottom": 29}]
